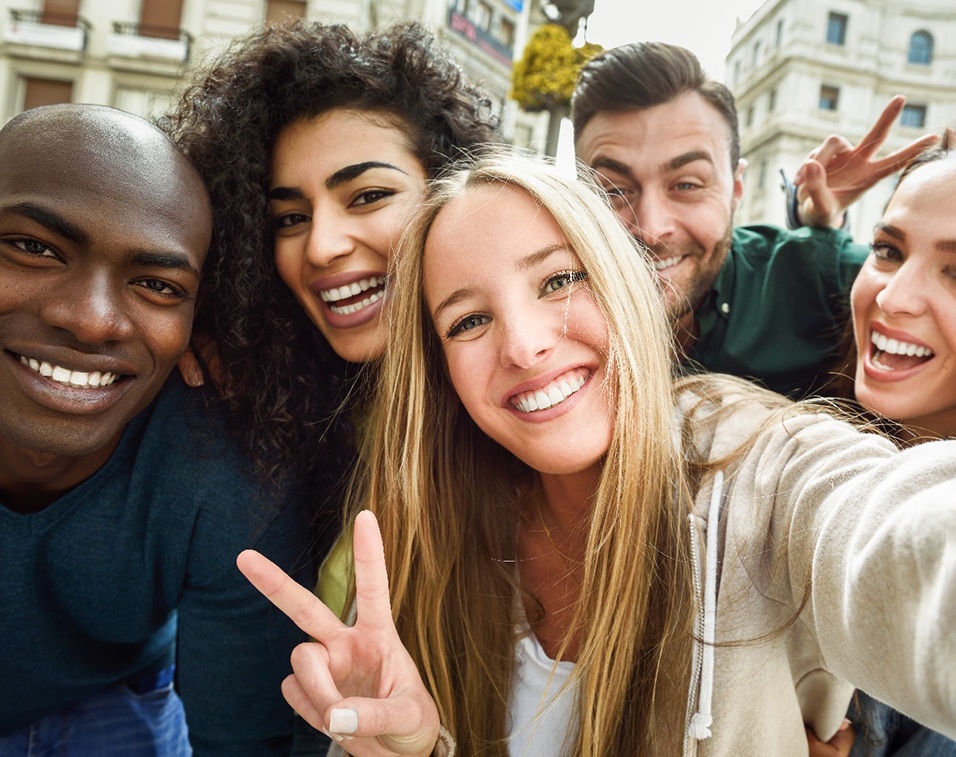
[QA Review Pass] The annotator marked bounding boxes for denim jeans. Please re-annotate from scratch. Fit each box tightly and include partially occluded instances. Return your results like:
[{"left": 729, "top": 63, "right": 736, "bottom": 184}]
[
  {"left": 0, "top": 667, "right": 191, "bottom": 757},
  {"left": 850, "top": 690, "right": 956, "bottom": 757}
]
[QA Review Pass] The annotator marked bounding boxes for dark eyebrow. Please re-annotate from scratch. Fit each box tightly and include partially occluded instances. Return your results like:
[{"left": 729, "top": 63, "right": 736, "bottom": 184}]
[
  {"left": 3, "top": 202, "right": 89, "bottom": 245},
  {"left": 665, "top": 150, "right": 713, "bottom": 172},
  {"left": 589, "top": 157, "right": 633, "bottom": 179},
  {"left": 874, "top": 222, "right": 956, "bottom": 254},
  {"left": 267, "top": 161, "right": 409, "bottom": 201},
  {"left": 130, "top": 251, "right": 201, "bottom": 278},
  {"left": 326, "top": 161, "right": 408, "bottom": 190}
]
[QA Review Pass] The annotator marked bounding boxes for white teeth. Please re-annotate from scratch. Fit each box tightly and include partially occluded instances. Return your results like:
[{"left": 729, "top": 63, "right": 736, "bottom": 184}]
[
  {"left": 18, "top": 355, "right": 119, "bottom": 389},
  {"left": 870, "top": 331, "right": 933, "bottom": 358},
  {"left": 329, "top": 288, "right": 385, "bottom": 316},
  {"left": 320, "top": 276, "right": 385, "bottom": 303},
  {"left": 513, "top": 373, "right": 587, "bottom": 413},
  {"left": 652, "top": 255, "right": 683, "bottom": 271}
]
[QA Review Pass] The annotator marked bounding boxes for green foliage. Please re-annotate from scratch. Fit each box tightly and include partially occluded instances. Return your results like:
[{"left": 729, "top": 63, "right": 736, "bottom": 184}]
[{"left": 510, "top": 24, "right": 603, "bottom": 112}]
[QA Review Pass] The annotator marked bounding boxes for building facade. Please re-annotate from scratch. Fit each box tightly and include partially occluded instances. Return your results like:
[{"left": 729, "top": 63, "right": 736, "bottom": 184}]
[
  {"left": 728, "top": 0, "right": 956, "bottom": 238},
  {"left": 0, "top": 0, "right": 541, "bottom": 142}
]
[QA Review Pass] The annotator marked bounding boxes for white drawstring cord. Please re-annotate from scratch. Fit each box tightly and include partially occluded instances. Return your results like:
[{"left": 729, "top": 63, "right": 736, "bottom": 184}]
[{"left": 688, "top": 470, "right": 723, "bottom": 740}]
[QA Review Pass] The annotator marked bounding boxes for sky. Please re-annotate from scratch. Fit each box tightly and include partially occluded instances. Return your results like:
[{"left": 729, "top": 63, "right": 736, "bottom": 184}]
[{"left": 583, "top": 0, "right": 768, "bottom": 83}]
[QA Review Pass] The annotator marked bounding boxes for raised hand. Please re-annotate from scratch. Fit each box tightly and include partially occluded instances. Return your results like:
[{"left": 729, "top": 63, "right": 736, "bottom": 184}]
[
  {"left": 237, "top": 511, "right": 440, "bottom": 756},
  {"left": 793, "top": 95, "right": 939, "bottom": 227}
]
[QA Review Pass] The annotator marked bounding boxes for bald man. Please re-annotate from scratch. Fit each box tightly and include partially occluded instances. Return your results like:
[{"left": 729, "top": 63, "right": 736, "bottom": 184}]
[{"left": 0, "top": 105, "right": 310, "bottom": 755}]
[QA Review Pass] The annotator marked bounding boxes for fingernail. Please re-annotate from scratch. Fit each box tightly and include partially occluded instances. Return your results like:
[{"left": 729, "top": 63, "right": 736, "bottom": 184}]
[{"left": 329, "top": 708, "right": 358, "bottom": 735}]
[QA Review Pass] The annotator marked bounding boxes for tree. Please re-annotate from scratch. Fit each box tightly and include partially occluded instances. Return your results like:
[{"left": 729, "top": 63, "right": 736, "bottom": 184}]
[{"left": 510, "top": 23, "right": 602, "bottom": 156}]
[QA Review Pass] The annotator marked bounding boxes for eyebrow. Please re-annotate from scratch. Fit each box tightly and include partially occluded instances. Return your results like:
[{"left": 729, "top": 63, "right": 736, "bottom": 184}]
[
  {"left": 590, "top": 150, "right": 713, "bottom": 181},
  {"left": 431, "top": 244, "right": 572, "bottom": 321},
  {"left": 130, "top": 251, "right": 201, "bottom": 277},
  {"left": 267, "top": 160, "right": 409, "bottom": 201},
  {"left": 3, "top": 202, "right": 90, "bottom": 245},
  {"left": 875, "top": 222, "right": 956, "bottom": 254}
]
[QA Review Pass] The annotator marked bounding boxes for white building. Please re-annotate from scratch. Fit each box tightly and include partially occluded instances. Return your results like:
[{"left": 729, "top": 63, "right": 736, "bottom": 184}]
[
  {"left": 728, "top": 0, "right": 956, "bottom": 239},
  {"left": 0, "top": 0, "right": 540, "bottom": 142}
]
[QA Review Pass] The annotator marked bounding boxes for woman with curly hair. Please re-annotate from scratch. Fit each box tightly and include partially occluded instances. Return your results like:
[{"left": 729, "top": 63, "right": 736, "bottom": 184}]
[{"left": 162, "top": 21, "right": 499, "bottom": 538}]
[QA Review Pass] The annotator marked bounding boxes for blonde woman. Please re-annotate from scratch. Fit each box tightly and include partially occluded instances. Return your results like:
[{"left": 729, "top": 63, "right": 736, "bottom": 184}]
[{"left": 240, "top": 150, "right": 956, "bottom": 756}]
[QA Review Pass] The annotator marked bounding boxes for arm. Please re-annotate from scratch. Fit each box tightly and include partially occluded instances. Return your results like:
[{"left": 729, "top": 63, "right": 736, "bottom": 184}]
[
  {"left": 791, "top": 95, "right": 939, "bottom": 228},
  {"left": 238, "top": 511, "right": 447, "bottom": 757}
]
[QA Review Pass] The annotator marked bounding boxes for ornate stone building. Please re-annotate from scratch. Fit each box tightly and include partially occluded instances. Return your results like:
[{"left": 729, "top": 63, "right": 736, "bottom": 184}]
[{"left": 728, "top": 0, "right": 956, "bottom": 237}]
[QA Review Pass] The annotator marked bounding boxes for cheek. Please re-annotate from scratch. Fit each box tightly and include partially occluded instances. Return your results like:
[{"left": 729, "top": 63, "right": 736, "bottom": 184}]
[{"left": 273, "top": 240, "right": 303, "bottom": 290}]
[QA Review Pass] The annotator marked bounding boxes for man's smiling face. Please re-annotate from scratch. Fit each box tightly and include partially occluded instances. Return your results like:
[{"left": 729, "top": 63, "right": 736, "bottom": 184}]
[
  {"left": 575, "top": 91, "right": 745, "bottom": 327},
  {"left": 0, "top": 108, "right": 211, "bottom": 469}
]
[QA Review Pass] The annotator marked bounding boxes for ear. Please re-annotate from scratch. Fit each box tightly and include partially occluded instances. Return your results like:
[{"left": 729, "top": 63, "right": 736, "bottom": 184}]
[{"left": 731, "top": 159, "right": 747, "bottom": 211}]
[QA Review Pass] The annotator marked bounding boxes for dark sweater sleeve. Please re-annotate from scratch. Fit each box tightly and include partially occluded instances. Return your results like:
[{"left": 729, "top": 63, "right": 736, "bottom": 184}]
[{"left": 176, "top": 480, "right": 314, "bottom": 756}]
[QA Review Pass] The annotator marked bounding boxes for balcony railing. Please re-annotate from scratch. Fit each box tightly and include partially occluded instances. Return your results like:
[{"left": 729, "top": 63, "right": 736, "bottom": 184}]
[
  {"left": 108, "top": 21, "right": 191, "bottom": 63},
  {"left": 4, "top": 8, "right": 90, "bottom": 52}
]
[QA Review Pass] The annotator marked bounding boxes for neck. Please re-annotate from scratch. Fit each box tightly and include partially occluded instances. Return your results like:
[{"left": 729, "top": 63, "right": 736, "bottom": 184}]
[
  {"left": 0, "top": 432, "right": 123, "bottom": 514},
  {"left": 674, "top": 309, "right": 698, "bottom": 355}
]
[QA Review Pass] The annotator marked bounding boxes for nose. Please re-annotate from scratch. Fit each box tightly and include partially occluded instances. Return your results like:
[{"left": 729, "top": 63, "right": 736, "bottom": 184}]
[
  {"left": 875, "top": 262, "right": 927, "bottom": 318},
  {"left": 497, "top": 306, "right": 559, "bottom": 370},
  {"left": 304, "top": 208, "right": 355, "bottom": 268},
  {"left": 41, "top": 270, "right": 134, "bottom": 345},
  {"left": 621, "top": 192, "right": 676, "bottom": 246}
]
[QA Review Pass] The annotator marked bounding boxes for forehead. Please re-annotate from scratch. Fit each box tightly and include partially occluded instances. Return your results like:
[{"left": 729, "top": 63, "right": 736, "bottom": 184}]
[
  {"left": 272, "top": 109, "right": 423, "bottom": 174},
  {"left": 575, "top": 91, "right": 733, "bottom": 172},
  {"left": 0, "top": 125, "right": 211, "bottom": 260}
]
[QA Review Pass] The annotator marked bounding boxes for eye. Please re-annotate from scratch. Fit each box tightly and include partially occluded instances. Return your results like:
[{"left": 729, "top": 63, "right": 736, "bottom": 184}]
[
  {"left": 271, "top": 212, "right": 310, "bottom": 233},
  {"left": 13, "top": 238, "right": 58, "bottom": 258},
  {"left": 351, "top": 188, "right": 395, "bottom": 208},
  {"left": 446, "top": 313, "right": 490, "bottom": 338},
  {"left": 135, "top": 278, "right": 187, "bottom": 301},
  {"left": 870, "top": 242, "right": 903, "bottom": 264},
  {"left": 543, "top": 270, "right": 587, "bottom": 295}
]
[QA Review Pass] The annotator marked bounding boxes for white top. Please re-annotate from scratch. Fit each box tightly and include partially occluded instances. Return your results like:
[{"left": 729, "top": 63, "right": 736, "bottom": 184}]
[{"left": 507, "top": 629, "right": 578, "bottom": 756}]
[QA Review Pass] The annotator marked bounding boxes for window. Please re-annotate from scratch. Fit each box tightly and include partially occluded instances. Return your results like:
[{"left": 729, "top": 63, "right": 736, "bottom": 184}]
[
  {"left": 908, "top": 31, "right": 933, "bottom": 65},
  {"left": 475, "top": 0, "right": 492, "bottom": 31},
  {"left": 139, "top": 0, "right": 183, "bottom": 39},
  {"left": 746, "top": 106, "right": 754, "bottom": 127},
  {"left": 41, "top": 0, "right": 79, "bottom": 26},
  {"left": 752, "top": 41, "right": 761, "bottom": 66},
  {"left": 901, "top": 104, "right": 927, "bottom": 128},
  {"left": 22, "top": 76, "right": 72, "bottom": 111},
  {"left": 826, "top": 12, "right": 847, "bottom": 45},
  {"left": 497, "top": 17, "right": 515, "bottom": 47},
  {"left": 758, "top": 160, "right": 768, "bottom": 190},
  {"left": 733, "top": 60, "right": 741, "bottom": 85},
  {"left": 819, "top": 85, "right": 839, "bottom": 111},
  {"left": 775, "top": 19, "right": 783, "bottom": 46},
  {"left": 768, "top": 88, "right": 777, "bottom": 112},
  {"left": 266, "top": 0, "right": 307, "bottom": 23}
]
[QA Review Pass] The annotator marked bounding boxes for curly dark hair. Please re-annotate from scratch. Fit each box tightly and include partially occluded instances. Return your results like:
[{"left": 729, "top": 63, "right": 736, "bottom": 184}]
[{"left": 161, "top": 21, "right": 499, "bottom": 513}]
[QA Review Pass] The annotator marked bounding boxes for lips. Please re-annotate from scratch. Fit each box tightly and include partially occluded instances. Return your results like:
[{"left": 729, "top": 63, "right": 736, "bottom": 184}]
[
  {"left": 507, "top": 367, "right": 591, "bottom": 414},
  {"left": 869, "top": 329, "right": 934, "bottom": 373},
  {"left": 17, "top": 354, "right": 121, "bottom": 389}
]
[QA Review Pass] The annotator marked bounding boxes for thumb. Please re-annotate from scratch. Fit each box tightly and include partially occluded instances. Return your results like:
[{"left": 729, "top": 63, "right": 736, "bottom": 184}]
[{"left": 327, "top": 701, "right": 439, "bottom": 755}]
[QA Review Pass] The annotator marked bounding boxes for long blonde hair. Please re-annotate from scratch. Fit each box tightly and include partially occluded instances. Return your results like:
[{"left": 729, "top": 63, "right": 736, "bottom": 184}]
[{"left": 351, "top": 149, "right": 698, "bottom": 754}]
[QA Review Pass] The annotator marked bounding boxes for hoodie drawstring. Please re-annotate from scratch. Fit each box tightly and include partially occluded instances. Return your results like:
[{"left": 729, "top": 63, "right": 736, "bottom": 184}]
[{"left": 688, "top": 469, "right": 723, "bottom": 741}]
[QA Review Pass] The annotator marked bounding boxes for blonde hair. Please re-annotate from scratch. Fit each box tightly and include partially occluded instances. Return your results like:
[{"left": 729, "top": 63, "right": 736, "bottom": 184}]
[{"left": 351, "top": 149, "right": 700, "bottom": 754}]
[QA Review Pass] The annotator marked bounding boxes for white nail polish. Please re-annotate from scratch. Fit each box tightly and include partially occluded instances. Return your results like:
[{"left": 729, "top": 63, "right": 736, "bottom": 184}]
[{"left": 329, "top": 708, "right": 358, "bottom": 735}]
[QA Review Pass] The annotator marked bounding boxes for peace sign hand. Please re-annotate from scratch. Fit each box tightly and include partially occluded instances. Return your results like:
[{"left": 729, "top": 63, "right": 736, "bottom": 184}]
[
  {"left": 794, "top": 95, "right": 939, "bottom": 228},
  {"left": 238, "top": 511, "right": 440, "bottom": 756}
]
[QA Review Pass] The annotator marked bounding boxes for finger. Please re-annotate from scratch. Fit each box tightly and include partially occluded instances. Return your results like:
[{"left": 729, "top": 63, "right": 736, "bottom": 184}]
[
  {"left": 871, "top": 133, "right": 941, "bottom": 175},
  {"left": 176, "top": 349, "right": 204, "bottom": 387},
  {"left": 854, "top": 94, "right": 906, "bottom": 156},
  {"left": 289, "top": 642, "right": 344, "bottom": 710},
  {"left": 797, "top": 161, "right": 841, "bottom": 226},
  {"left": 828, "top": 719, "right": 856, "bottom": 756},
  {"left": 813, "top": 135, "right": 854, "bottom": 170},
  {"left": 326, "top": 697, "right": 438, "bottom": 754},
  {"left": 237, "top": 550, "right": 342, "bottom": 639},
  {"left": 352, "top": 511, "right": 396, "bottom": 630},
  {"left": 282, "top": 674, "right": 328, "bottom": 733}
]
